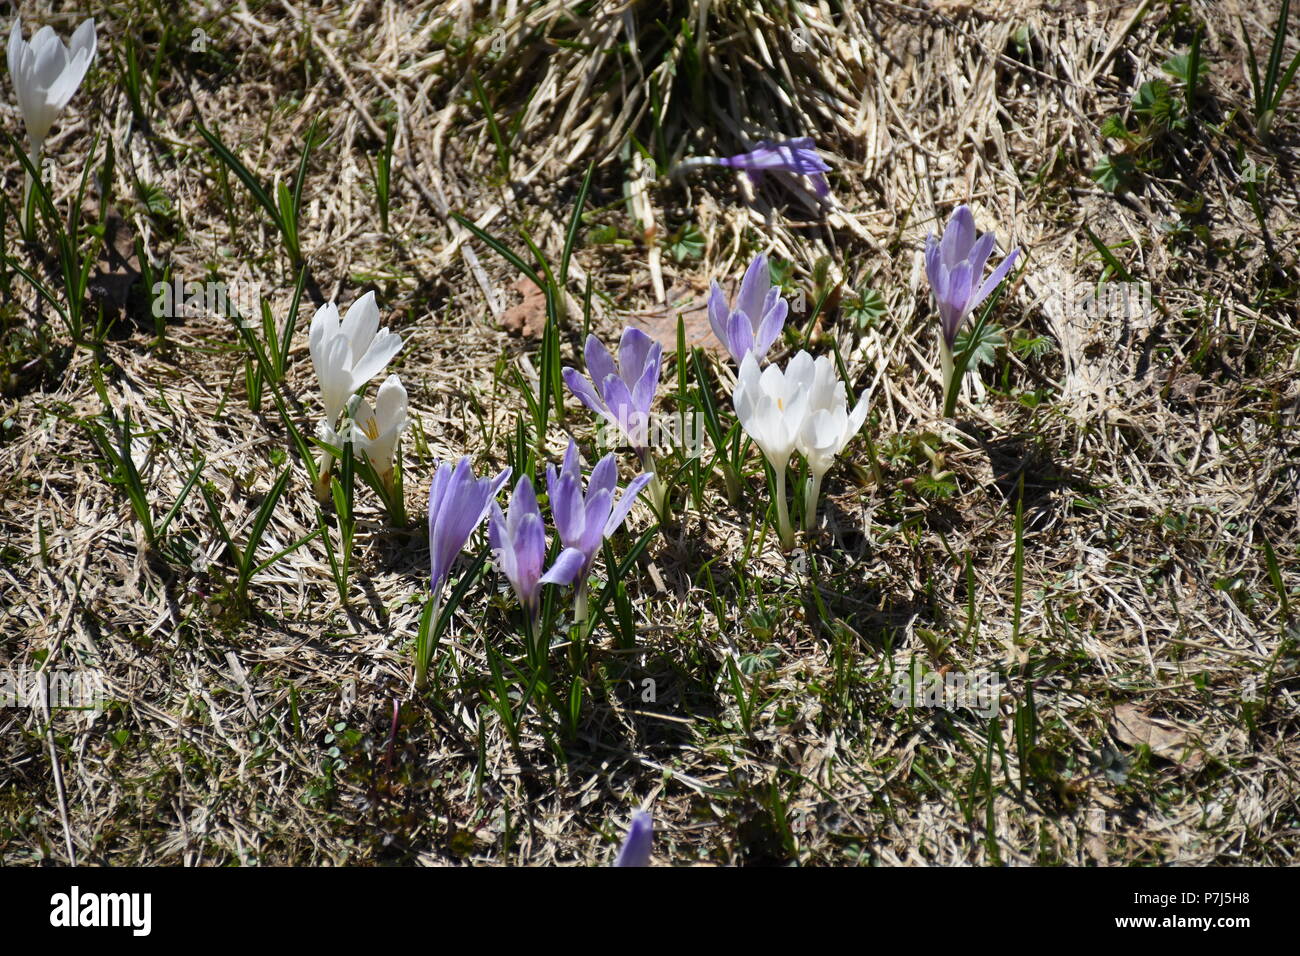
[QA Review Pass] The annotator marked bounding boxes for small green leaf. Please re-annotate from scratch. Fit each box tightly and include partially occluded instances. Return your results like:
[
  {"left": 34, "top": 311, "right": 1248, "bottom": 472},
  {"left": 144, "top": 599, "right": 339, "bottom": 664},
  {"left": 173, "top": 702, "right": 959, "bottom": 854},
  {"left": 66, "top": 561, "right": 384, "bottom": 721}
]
[
  {"left": 954, "top": 322, "right": 1003, "bottom": 370},
  {"left": 1091, "top": 154, "right": 1138, "bottom": 195},
  {"left": 663, "top": 222, "right": 704, "bottom": 263}
]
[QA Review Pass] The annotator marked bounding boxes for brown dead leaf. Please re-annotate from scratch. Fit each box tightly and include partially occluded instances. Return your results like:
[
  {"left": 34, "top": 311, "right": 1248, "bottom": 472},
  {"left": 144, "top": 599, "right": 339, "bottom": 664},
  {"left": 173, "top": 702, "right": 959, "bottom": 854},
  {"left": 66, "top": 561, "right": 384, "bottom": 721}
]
[
  {"left": 622, "top": 276, "right": 726, "bottom": 356},
  {"left": 1111, "top": 703, "right": 1204, "bottom": 769},
  {"left": 498, "top": 277, "right": 547, "bottom": 340}
]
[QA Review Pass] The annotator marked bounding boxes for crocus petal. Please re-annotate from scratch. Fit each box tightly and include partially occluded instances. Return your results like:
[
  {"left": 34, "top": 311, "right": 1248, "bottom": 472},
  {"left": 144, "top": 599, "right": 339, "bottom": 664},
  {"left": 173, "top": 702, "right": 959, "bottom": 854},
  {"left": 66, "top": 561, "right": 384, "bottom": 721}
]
[
  {"left": 965, "top": 232, "right": 996, "bottom": 283},
  {"left": 724, "top": 308, "right": 756, "bottom": 365},
  {"left": 550, "top": 473, "right": 586, "bottom": 548},
  {"left": 941, "top": 205, "right": 976, "bottom": 267},
  {"left": 587, "top": 454, "right": 619, "bottom": 502},
  {"left": 539, "top": 547, "right": 587, "bottom": 587},
  {"left": 584, "top": 335, "right": 618, "bottom": 394},
  {"left": 488, "top": 503, "right": 518, "bottom": 589},
  {"left": 604, "top": 471, "right": 653, "bottom": 538},
  {"left": 630, "top": 347, "right": 662, "bottom": 421},
  {"left": 340, "top": 291, "right": 380, "bottom": 356},
  {"left": 579, "top": 487, "right": 614, "bottom": 557},
  {"left": 373, "top": 374, "right": 408, "bottom": 432},
  {"left": 318, "top": 334, "right": 355, "bottom": 423},
  {"left": 846, "top": 391, "right": 870, "bottom": 438},
  {"left": 970, "top": 248, "right": 1021, "bottom": 314},
  {"left": 783, "top": 350, "right": 817, "bottom": 394},
  {"left": 428, "top": 458, "right": 509, "bottom": 592},
  {"left": 511, "top": 511, "right": 547, "bottom": 607},
  {"left": 753, "top": 295, "right": 787, "bottom": 359},
  {"left": 348, "top": 327, "right": 403, "bottom": 389},
  {"left": 943, "top": 260, "right": 975, "bottom": 343},
  {"left": 599, "top": 373, "right": 640, "bottom": 443},
  {"left": 563, "top": 366, "right": 608, "bottom": 417},
  {"left": 736, "top": 254, "right": 770, "bottom": 326},
  {"left": 707, "top": 281, "right": 731, "bottom": 346},
  {"left": 924, "top": 234, "right": 943, "bottom": 296},
  {"left": 613, "top": 810, "right": 653, "bottom": 867},
  {"left": 618, "top": 327, "right": 656, "bottom": 383}
]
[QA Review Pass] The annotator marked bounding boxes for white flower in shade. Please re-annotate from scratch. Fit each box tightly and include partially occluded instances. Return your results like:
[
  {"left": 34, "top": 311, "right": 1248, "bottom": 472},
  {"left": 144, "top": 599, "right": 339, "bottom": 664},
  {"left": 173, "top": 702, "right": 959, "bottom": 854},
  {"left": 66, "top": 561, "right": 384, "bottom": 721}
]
[
  {"left": 795, "top": 356, "right": 869, "bottom": 528},
  {"left": 734, "top": 351, "right": 813, "bottom": 469},
  {"left": 352, "top": 374, "right": 408, "bottom": 482},
  {"left": 6, "top": 17, "right": 97, "bottom": 154},
  {"left": 308, "top": 291, "right": 403, "bottom": 427},
  {"left": 732, "top": 351, "right": 814, "bottom": 550}
]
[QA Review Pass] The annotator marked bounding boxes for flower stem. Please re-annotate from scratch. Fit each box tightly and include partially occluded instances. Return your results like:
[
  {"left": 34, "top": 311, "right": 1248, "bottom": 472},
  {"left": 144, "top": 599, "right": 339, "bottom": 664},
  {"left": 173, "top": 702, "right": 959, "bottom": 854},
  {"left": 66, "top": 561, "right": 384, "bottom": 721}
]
[
  {"left": 803, "top": 471, "right": 824, "bottom": 532},
  {"left": 669, "top": 156, "right": 721, "bottom": 179},
  {"left": 22, "top": 140, "right": 42, "bottom": 238},
  {"left": 940, "top": 338, "right": 956, "bottom": 417},
  {"left": 414, "top": 590, "right": 444, "bottom": 690},
  {"left": 773, "top": 462, "right": 795, "bottom": 552},
  {"left": 574, "top": 579, "right": 590, "bottom": 633},
  {"left": 721, "top": 461, "right": 742, "bottom": 505},
  {"left": 639, "top": 447, "right": 671, "bottom": 526}
]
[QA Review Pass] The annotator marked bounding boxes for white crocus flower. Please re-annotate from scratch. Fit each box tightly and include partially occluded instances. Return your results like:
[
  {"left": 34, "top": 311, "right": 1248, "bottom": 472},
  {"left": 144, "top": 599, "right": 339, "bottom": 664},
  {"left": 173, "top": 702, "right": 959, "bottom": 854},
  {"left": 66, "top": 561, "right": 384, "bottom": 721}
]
[
  {"left": 308, "top": 291, "right": 402, "bottom": 499},
  {"left": 352, "top": 374, "right": 408, "bottom": 487},
  {"left": 733, "top": 350, "right": 814, "bottom": 551},
  {"left": 796, "top": 356, "right": 869, "bottom": 530},
  {"left": 6, "top": 17, "right": 97, "bottom": 223}
]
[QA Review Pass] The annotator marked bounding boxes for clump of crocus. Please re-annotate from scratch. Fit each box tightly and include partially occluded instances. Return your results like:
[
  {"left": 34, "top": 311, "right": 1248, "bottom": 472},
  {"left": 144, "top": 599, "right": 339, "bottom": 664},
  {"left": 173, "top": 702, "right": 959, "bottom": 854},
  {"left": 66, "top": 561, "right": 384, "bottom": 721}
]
[
  {"left": 419, "top": 457, "right": 510, "bottom": 686},
  {"left": 923, "top": 205, "right": 1019, "bottom": 413},
  {"left": 675, "top": 137, "right": 830, "bottom": 197},
  {"left": 6, "top": 17, "right": 96, "bottom": 230},
  {"left": 708, "top": 252, "right": 788, "bottom": 366},
  {"left": 613, "top": 809, "right": 653, "bottom": 867},
  {"left": 796, "top": 356, "right": 868, "bottom": 530},
  {"left": 309, "top": 291, "right": 403, "bottom": 500},
  {"left": 488, "top": 474, "right": 585, "bottom": 637},
  {"left": 733, "top": 351, "right": 813, "bottom": 551},
  {"left": 546, "top": 440, "right": 652, "bottom": 625},
  {"left": 562, "top": 328, "right": 666, "bottom": 512}
]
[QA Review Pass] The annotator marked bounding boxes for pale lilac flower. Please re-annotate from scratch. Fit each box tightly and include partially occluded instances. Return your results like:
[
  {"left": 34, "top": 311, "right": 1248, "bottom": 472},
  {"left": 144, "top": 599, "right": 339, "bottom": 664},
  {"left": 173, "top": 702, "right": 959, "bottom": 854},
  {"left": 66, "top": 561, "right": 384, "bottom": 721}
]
[
  {"left": 924, "top": 205, "right": 1019, "bottom": 407},
  {"left": 708, "top": 253, "right": 788, "bottom": 366},
  {"left": 613, "top": 809, "right": 653, "bottom": 867},
  {"left": 428, "top": 457, "right": 511, "bottom": 596},
  {"left": 924, "top": 205, "right": 1019, "bottom": 350},
  {"left": 546, "top": 440, "right": 653, "bottom": 584},
  {"left": 719, "top": 138, "right": 830, "bottom": 196},
  {"left": 562, "top": 328, "right": 662, "bottom": 453},
  {"left": 674, "top": 138, "right": 830, "bottom": 198},
  {"left": 488, "top": 474, "right": 586, "bottom": 619}
]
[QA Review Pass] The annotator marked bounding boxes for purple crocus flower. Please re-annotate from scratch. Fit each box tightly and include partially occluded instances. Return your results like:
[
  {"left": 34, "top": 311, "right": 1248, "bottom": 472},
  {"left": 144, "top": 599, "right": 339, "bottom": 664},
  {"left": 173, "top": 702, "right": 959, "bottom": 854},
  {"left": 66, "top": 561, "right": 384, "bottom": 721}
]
[
  {"left": 708, "top": 252, "right": 788, "bottom": 365},
  {"left": 924, "top": 205, "right": 1020, "bottom": 350},
  {"left": 719, "top": 137, "right": 830, "bottom": 196},
  {"left": 546, "top": 440, "right": 653, "bottom": 582},
  {"left": 488, "top": 474, "right": 586, "bottom": 619},
  {"left": 427, "top": 456, "right": 511, "bottom": 596},
  {"left": 562, "top": 328, "right": 662, "bottom": 453},
  {"left": 613, "top": 809, "right": 653, "bottom": 867}
]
